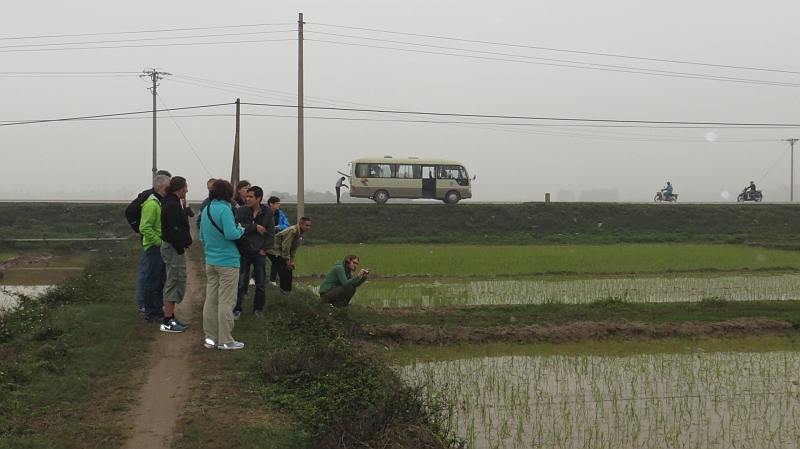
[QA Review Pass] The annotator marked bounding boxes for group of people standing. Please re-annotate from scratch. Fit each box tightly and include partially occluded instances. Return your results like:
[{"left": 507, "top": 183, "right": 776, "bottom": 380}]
[{"left": 131, "top": 173, "right": 370, "bottom": 351}]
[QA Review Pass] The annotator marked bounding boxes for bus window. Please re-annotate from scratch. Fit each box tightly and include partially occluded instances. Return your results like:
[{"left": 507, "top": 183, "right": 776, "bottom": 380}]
[
  {"left": 395, "top": 164, "right": 416, "bottom": 179},
  {"left": 441, "top": 165, "right": 469, "bottom": 185},
  {"left": 422, "top": 166, "right": 436, "bottom": 179},
  {"left": 355, "top": 163, "right": 369, "bottom": 178}
]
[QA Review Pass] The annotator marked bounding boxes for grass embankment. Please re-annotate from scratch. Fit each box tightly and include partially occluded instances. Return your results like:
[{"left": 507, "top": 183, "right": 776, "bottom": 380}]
[
  {"left": 350, "top": 298, "right": 800, "bottom": 329},
  {"left": 174, "top": 242, "right": 463, "bottom": 448},
  {"left": 294, "top": 244, "right": 800, "bottom": 277},
  {"left": 0, "top": 242, "right": 152, "bottom": 448},
  {"left": 0, "top": 203, "right": 129, "bottom": 240},
  {"left": 277, "top": 202, "right": 800, "bottom": 245}
]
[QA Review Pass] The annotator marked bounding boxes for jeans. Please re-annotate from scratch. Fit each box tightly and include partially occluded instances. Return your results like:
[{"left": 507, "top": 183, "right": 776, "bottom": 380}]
[
  {"left": 269, "top": 261, "right": 279, "bottom": 283},
  {"left": 320, "top": 285, "right": 357, "bottom": 308},
  {"left": 266, "top": 254, "right": 292, "bottom": 292},
  {"left": 236, "top": 253, "right": 267, "bottom": 312},
  {"left": 142, "top": 245, "right": 166, "bottom": 318},
  {"left": 136, "top": 250, "right": 148, "bottom": 310}
]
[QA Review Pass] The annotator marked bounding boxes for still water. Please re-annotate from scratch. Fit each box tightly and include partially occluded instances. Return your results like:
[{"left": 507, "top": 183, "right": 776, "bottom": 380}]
[{"left": 0, "top": 285, "right": 51, "bottom": 314}]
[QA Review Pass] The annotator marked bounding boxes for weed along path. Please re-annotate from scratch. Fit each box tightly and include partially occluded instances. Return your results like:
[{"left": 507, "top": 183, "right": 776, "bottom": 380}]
[{"left": 124, "top": 248, "right": 202, "bottom": 449}]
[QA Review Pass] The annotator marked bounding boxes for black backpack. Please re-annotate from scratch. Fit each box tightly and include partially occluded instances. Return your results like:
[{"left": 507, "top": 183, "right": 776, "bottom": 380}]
[{"left": 125, "top": 189, "right": 155, "bottom": 233}]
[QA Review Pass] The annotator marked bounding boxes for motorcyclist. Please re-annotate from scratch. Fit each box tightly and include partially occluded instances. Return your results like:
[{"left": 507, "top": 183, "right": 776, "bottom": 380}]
[
  {"left": 662, "top": 182, "right": 673, "bottom": 200},
  {"left": 746, "top": 181, "right": 756, "bottom": 200}
]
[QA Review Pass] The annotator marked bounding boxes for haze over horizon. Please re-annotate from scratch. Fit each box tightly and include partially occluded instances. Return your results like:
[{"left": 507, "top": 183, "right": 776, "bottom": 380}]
[{"left": 2, "top": 1, "right": 799, "bottom": 203}]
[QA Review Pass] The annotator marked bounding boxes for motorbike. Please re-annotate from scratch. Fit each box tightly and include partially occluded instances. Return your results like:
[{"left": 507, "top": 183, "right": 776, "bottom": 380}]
[
  {"left": 737, "top": 188, "right": 763, "bottom": 202},
  {"left": 654, "top": 190, "right": 678, "bottom": 203}
]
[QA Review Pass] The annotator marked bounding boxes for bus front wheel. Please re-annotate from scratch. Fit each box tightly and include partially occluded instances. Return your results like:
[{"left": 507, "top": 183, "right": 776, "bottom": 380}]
[
  {"left": 373, "top": 190, "right": 389, "bottom": 204},
  {"left": 445, "top": 190, "right": 461, "bottom": 204}
]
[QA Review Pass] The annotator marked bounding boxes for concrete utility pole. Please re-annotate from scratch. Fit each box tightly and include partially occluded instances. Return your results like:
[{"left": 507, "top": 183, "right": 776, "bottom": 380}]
[
  {"left": 297, "top": 12, "right": 305, "bottom": 222},
  {"left": 141, "top": 69, "right": 170, "bottom": 178},
  {"left": 231, "top": 98, "right": 241, "bottom": 186},
  {"left": 785, "top": 138, "right": 798, "bottom": 202}
]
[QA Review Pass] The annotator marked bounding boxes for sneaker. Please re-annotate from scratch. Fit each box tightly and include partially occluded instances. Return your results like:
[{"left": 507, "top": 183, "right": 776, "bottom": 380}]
[
  {"left": 145, "top": 314, "right": 162, "bottom": 323},
  {"left": 173, "top": 317, "right": 190, "bottom": 328},
  {"left": 160, "top": 319, "right": 186, "bottom": 333},
  {"left": 218, "top": 341, "right": 245, "bottom": 350},
  {"left": 269, "top": 281, "right": 278, "bottom": 286},
  {"left": 138, "top": 307, "right": 145, "bottom": 313},
  {"left": 203, "top": 338, "right": 217, "bottom": 349},
  {"left": 254, "top": 310, "right": 264, "bottom": 318},
  {"left": 249, "top": 278, "right": 255, "bottom": 286},
  {"left": 233, "top": 311, "right": 241, "bottom": 321}
]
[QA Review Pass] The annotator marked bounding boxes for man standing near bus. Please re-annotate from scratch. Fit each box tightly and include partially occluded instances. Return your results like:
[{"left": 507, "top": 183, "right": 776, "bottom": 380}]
[{"left": 335, "top": 176, "right": 348, "bottom": 204}]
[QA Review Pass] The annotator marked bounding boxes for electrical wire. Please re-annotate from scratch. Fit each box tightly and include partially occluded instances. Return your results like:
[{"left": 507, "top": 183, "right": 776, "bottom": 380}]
[
  {"left": 0, "top": 38, "right": 295, "bottom": 53},
  {"left": 757, "top": 144, "right": 792, "bottom": 185},
  {"left": 0, "top": 102, "right": 233, "bottom": 127},
  {"left": 156, "top": 94, "right": 213, "bottom": 177},
  {"left": 306, "top": 38, "right": 800, "bottom": 89},
  {"left": 308, "top": 22, "right": 800, "bottom": 76},
  {"left": 0, "top": 22, "right": 294, "bottom": 41},
  {"left": 0, "top": 71, "right": 140, "bottom": 77}
]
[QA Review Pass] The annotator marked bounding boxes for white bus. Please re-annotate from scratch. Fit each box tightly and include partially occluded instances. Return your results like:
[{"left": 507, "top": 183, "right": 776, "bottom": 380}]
[{"left": 348, "top": 157, "right": 474, "bottom": 204}]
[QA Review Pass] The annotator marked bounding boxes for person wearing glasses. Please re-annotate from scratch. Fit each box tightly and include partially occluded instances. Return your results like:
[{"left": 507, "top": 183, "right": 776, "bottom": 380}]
[{"left": 318, "top": 254, "right": 370, "bottom": 308}]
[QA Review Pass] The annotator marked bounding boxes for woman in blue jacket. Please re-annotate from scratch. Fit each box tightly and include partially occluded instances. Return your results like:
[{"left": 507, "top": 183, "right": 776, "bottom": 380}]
[{"left": 200, "top": 180, "right": 245, "bottom": 350}]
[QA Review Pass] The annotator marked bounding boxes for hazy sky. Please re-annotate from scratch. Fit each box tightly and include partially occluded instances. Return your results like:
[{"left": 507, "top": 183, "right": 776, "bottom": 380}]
[{"left": 2, "top": 1, "right": 799, "bottom": 202}]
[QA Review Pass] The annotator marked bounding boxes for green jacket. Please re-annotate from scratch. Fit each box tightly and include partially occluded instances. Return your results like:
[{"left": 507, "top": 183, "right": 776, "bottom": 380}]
[
  {"left": 139, "top": 197, "right": 162, "bottom": 250},
  {"left": 266, "top": 224, "right": 303, "bottom": 264},
  {"left": 319, "top": 260, "right": 366, "bottom": 294}
]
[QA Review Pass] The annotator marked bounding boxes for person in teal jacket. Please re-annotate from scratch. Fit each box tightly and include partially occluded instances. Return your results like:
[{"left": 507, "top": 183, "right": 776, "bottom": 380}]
[
  {"left": 318, "top": 254, "right": 370, "bottom": 308},
  {"left": 199, "top": 180, "right": 246, "bottom": 350}
]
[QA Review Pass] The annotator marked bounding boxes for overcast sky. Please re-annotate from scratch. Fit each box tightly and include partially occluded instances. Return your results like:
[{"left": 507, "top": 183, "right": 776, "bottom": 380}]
[{"left": 2, "top": 1, "right": 799, "bottom": 202}]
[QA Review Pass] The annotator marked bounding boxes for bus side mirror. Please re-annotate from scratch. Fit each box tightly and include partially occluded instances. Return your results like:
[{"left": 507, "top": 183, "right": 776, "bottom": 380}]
[{"left": 471, "top": 174, "right": 477, "bottom": 181}]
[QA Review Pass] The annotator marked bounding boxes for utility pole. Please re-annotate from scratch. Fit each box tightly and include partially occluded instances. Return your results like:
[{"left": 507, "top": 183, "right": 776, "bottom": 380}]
[
  {"left": 297, "top": 12, "right": 305, "bottom": 222},
  {"left": 785, "top": 138, "right": 798, "bottom": 202},
  {"left": 231, "top": 98, "right": 241, "bottom": 185},
  {"left": 141, "top": 69, "right": 170, "bottom": 178}
]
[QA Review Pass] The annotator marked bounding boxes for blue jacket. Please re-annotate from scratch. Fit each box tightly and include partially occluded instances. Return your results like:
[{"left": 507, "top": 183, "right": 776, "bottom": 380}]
[
  {"left": 274, "top": 209, "right": 290, "bottom": 232},
  {"left": 665, "top": 185, "right": 673, "bottom": 196},
  {"left": 199, "top": 199, "right": 244, "bottom": 267}
]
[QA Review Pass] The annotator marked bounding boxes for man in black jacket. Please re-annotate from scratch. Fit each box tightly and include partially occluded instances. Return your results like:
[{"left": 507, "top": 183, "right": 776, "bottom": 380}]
[
  {"left": 234, "top": 186, "right": 275, "bottom": 318},
  {"left": 159, "top": 176, "right": 193, "bottom": 333}
]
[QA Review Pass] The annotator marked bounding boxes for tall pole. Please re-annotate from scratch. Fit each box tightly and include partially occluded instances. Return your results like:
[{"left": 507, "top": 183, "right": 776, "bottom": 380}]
[
  {"left": 297, "top": 12, "right": 305, "bottom": 222},
  {"left": 141, "top": 69, "right": 170, "bottom": 178},
  {"left": 785, "top": 138, "right": 798, "bottom": 202},
  {"left": 231, "top": 98, "right": 241, "bottom": 185}
]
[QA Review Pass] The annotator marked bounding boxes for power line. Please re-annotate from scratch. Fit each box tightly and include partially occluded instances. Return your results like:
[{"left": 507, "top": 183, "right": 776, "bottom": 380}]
[
  {"left": 0, "top": 71, "right": 140, "bottom": 78},
  {"left": 240, "top": 101, "right": 800, "bottom": 128},
  {"left": 0, "top": 38, "right": 295, "bottom": 53},
  {"left": 308, "top": 22, "right": 800, "bottom": 76},
  {"left": 306, "top": 38, "right": 800, "bottom": 89},
  {"left": 157, "top": 94, "right": 212, "bottom": 177},
  {"left": 0, "top": 22, "right": 294, "bottom": 41},
  {"left": 0, "top": 29, "right": 295, "bottom": 51},
  {"left": 0, "top": 102, "right": 233, "bottom": 127}
]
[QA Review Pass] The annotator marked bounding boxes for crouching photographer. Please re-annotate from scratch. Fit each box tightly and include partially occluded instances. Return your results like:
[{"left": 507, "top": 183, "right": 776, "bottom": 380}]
[{"left": 319, "top": 254, "right": 369, "bottom": 308}]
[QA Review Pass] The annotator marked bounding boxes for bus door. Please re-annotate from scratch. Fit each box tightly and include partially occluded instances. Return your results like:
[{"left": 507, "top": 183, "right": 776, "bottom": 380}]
[{"left": 421, "top": 166, "right": 436, "bottom": 198}]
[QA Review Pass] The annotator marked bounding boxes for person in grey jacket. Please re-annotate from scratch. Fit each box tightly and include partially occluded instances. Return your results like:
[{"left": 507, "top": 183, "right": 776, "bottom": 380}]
[{"left": 233, "top": 186, "right": 275, "bottom": 317}]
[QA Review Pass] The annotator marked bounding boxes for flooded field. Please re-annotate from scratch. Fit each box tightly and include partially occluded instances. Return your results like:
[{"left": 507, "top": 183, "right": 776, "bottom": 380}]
[
  {"left": 400, "top": 349, "right": 800, "bottom": 448},
  {"left": 0, "top": 285, "right": 51, "bottom": 314},
  {"left": 308, "top": 273, "right": 800, "bottom": 307}
]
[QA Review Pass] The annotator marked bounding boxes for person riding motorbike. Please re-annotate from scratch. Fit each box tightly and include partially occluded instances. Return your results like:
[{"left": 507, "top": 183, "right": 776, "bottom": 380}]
[
  {"left": 662, "top": 182, "right": 673, "bottom": 200},
  {"left": 745, "top": 181, "right": 756, "bottom": 200}
]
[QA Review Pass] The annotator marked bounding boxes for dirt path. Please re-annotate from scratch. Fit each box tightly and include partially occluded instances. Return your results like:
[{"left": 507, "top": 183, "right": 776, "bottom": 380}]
[{"left": 124, "top": 251, "right": 203, "bottom": 449}]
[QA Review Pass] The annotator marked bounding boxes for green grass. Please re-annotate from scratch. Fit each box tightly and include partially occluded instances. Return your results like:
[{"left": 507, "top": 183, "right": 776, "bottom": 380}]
[
  {"left": 0, "top": 253, "right": 15, "bottom": 262},
  {"left": 0, "top": 203, "right": 130, "bottom": 239},
  {"left": 0, "top": 243, "right": 152, "bottom": 448},
  {"left": 350, "top": 298, "right": 800, "bottom": 328},
  {"left": 294, "top": 244, "right": 800, "bottom": 277}
]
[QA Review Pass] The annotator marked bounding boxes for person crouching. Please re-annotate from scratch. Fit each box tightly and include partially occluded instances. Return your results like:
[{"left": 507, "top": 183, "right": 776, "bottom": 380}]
[{"left": 318, "top": 254, "right": 369, "bottom": 308}]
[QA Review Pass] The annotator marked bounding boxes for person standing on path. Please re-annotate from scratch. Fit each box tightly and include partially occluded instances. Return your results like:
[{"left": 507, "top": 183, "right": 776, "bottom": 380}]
[
  {"left": 267, "top": 196, "right": 290, "bottom": 286},
  {"left": 159, "top": 176, "right": 193, "bottom": 332},
  {"left": 233, "top": 180, "right": 250, "bottom": 207},
  {"left": 335, "top": 176, "right": 348, "bottom": 204},
  {"left": 266, "top": 217, "right": 311, "bottom": 293},
  {"left": 234, "top": 186, "right": 274, "bottom": 319},
  {"left": 140, "top": 174, "right": 170, "bottom": 322},
  {"left": 200, "top": 179, "right": 246, "bottom": 350}
]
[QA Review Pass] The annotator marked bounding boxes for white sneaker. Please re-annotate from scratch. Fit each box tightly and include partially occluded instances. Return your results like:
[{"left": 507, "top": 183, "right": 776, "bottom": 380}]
[
  {"left": 218, "top": 341, "right": 245, "bottom": 350},
  {"left": 269, "top": 281, "right": 277, "bottom": 286},
  {"left": 249, "top": 278, "right": 255, "bottom": 286},
  {"left": 204, "top": 338, "right": 217, "bottom": 349}
]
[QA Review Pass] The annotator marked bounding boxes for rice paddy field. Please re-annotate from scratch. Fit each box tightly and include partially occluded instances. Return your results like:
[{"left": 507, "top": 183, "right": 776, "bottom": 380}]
[{"left": 297, "top": 243, "right": 800, "bottom": 448}]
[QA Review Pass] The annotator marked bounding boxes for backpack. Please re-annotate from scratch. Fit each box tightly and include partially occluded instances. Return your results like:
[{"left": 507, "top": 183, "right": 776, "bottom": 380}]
[{"left": 125, "top": 189, "right": 155, "bottom": 233}]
